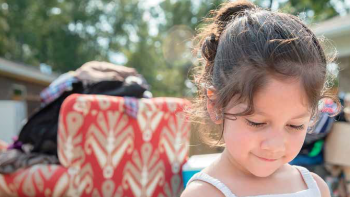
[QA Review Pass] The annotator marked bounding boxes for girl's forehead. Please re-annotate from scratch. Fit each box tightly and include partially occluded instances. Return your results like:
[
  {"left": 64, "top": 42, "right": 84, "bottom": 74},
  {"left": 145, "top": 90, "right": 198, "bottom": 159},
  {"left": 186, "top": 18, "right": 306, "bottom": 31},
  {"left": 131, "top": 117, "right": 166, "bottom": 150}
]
[
  {"left": 257, "top": 77, "right": 307, "bottom": 100},
  {"left": 228, "top": 78, "right": 311, "bottom": 115}
]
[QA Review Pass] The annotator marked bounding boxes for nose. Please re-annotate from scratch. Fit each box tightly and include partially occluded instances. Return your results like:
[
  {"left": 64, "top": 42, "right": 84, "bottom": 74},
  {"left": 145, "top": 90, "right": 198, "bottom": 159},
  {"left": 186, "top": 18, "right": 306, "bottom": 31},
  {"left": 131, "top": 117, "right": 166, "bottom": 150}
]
[{"left": 260, "top": 128, "right": 286, "bottom": 153}]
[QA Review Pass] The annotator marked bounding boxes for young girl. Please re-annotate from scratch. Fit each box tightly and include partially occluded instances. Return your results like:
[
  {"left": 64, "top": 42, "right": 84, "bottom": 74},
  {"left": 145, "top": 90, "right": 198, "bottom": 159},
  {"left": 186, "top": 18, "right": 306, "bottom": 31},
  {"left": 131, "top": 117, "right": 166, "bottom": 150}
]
[{"left": 182, "top": 1, "right": 341, "bottom": 197}]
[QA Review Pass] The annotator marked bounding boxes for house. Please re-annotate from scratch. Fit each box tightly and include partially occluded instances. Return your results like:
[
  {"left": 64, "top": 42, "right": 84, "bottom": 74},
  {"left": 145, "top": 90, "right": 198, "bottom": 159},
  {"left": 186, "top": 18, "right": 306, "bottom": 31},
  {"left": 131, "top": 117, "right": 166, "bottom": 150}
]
[
  {"left": 0, "top": 57, "right": 57, "bottom": 115},
  {"left": 0, "top": 58, "right": 57, "bottom": 142},
  {"left": 312, "top": 14, "right": 350, "bottom": 92}
]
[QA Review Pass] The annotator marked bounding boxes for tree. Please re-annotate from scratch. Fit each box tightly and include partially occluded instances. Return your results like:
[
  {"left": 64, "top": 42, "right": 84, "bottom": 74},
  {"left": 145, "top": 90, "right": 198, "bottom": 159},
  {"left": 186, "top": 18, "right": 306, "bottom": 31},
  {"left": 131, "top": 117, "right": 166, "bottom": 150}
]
[
  {"left": 258, "top": 0, "right": 349, "bottom": 22},
  {"left": 0, "top": 0, "right": 110, "bottom": 71},
  {"left": 0, "top": 0, "right": 348, "bottom": 96}
]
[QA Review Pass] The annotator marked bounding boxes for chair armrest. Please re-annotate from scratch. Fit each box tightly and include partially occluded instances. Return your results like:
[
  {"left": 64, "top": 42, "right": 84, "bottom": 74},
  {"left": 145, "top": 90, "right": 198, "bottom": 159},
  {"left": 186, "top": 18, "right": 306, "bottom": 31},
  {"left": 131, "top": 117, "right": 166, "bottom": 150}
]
[{"left": 58, "top": 94, "right": 89, "bottom": 168}]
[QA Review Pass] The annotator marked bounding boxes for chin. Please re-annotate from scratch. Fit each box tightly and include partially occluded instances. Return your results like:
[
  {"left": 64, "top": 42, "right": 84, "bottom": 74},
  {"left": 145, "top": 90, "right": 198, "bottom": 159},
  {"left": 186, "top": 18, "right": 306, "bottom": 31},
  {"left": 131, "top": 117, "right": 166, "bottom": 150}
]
[
  {"left": 251, "top": 171, "right": 275, "bottom": 178},
  {"left": 248, "top": 165, "right": 280, "bottom": 178}
]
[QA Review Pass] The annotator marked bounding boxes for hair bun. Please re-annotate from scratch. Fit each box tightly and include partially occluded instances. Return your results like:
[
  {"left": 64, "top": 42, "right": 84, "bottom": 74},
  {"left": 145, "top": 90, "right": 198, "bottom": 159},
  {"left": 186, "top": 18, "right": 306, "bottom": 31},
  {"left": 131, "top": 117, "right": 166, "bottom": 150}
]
[
  {"left": 202, "top": 33, "right": 218, "bottom": 62},
  {"left": 216, "top": 0, "right": 256, "bottom": 22}
]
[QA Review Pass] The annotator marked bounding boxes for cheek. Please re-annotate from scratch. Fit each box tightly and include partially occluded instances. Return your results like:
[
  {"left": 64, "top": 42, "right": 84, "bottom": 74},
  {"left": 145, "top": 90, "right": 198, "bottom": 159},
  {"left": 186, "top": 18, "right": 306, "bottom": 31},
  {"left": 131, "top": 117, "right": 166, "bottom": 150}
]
[
  {"left": 286, "top": 132, "right": 307, "bottom": 158},
  {"left": 223, "top": 124, "right": 256, "bottom": 154}
]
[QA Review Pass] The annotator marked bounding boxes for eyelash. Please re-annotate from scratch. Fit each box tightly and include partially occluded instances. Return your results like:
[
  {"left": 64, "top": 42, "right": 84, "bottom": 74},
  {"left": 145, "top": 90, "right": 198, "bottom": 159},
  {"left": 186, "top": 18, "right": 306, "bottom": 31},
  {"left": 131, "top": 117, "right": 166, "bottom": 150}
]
[{"left": 245, "top": 119, "right": 305, "bottom": 130}]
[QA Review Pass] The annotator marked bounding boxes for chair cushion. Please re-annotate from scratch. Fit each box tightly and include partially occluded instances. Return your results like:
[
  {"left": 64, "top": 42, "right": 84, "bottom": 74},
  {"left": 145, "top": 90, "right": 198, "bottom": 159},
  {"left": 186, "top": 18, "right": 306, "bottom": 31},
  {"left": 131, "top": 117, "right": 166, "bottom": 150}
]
[
  {"left": 58, "top": 94, "right": 191, "bottom": 197},
  {"left": 0, "top": 165, "right": 70, "bottom": 197}
]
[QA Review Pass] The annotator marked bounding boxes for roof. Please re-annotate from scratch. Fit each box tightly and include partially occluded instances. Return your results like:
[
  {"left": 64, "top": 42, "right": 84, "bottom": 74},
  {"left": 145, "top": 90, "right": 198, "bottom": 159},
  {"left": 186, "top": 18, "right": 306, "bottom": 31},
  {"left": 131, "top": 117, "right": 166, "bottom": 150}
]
[
  {"left": 311, "top": 14, "right": 350, "bottom": 38},
  {"left": 0, "top": 57, "right": 58, "bottom": 85},
  {"left": 311, "top": 14, "right": 350, "bottom": 58}
]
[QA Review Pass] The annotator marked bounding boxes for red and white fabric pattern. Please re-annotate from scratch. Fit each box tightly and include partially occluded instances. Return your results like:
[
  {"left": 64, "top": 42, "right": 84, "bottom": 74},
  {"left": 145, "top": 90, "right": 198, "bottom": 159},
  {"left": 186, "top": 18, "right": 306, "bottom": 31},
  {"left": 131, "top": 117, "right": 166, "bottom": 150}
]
[{"left": 0, "top": 94, "right": 190, "bottom": 197}]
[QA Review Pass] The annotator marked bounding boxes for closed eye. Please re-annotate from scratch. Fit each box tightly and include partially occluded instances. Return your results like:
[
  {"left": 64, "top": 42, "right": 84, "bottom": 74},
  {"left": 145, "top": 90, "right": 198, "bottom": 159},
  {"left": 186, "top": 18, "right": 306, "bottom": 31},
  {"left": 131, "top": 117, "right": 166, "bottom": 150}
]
[
  {"left": 288, "top": 124, "right": 305, "bottom": 130},
  {"left": 246, "top": 119, "right": 305, "bottom": 131},
  {"left": 245, "top": 119, "right": 266, "bottom": 128}
]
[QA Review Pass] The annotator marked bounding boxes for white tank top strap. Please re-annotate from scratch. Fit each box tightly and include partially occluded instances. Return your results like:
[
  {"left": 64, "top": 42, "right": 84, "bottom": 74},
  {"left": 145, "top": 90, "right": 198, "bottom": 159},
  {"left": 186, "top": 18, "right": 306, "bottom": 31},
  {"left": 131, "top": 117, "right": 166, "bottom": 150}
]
[
  {"left": 187, "top": 167, "right": 321, "bottom": 197},
  {"left": 187, "top": 172, "right": 236, "bottom": 197},
  {"left": 294, "top": 165, "right": 321, "bottom": 196}
]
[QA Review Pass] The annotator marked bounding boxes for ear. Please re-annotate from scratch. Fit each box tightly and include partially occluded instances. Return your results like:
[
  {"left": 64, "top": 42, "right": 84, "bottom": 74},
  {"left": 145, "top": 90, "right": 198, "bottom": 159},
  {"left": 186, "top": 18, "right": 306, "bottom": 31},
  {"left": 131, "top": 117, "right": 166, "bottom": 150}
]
[{"left": 206, "top": 88, "right": 223, "bottom": 124}]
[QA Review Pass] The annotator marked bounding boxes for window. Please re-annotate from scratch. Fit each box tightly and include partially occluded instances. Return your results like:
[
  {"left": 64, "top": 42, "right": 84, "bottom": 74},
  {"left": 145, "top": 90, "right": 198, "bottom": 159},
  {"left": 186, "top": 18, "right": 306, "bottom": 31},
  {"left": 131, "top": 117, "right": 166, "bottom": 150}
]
[{"left": 11, "top": 84, "right": 27, "bottom": 100}]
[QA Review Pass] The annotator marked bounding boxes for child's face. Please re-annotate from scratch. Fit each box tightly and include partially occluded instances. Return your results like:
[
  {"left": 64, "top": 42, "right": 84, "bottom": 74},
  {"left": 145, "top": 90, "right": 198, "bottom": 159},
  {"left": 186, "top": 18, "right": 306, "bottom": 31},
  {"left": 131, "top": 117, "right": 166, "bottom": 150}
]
[{"left": 223, "top": 77, "right": 311, "bottom": 177}]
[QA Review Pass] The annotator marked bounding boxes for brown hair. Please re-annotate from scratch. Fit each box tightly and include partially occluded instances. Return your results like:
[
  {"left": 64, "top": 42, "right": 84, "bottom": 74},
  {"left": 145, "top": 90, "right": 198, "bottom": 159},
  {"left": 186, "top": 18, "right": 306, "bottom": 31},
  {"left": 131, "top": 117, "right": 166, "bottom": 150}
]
[{"left": 189, "top": 0, "right": 341, "bottom": 146}]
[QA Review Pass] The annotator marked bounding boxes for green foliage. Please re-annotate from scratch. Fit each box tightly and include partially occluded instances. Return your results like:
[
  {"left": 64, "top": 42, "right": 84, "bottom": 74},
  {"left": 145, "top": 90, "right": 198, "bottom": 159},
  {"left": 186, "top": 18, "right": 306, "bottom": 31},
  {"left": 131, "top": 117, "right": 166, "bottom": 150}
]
[
  {"left": 279, "top": 0, "right": 339, "bottom": 22},
  {"left": 0, "top": 0, "right": 348, "bottom": 96},
  {"left": 0, "top": 0, "right": 108, "bottom": 71}
]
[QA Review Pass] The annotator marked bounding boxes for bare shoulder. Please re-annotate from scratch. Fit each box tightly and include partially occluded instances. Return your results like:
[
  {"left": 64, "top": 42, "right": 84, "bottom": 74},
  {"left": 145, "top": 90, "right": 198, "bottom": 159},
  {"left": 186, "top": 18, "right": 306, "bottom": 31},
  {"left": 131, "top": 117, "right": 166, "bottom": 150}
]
[
  {"left": 311, "top": 172, "right": 331, "bottom": 197},
  {"left": 180, "top": 181, "right": 225, "bottom": 197}
]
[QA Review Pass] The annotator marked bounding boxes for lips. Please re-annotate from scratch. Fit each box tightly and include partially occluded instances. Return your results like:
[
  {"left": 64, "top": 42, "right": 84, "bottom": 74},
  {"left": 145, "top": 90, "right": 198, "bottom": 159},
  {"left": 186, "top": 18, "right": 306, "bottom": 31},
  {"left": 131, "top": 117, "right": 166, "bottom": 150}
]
[{"left": 254, "top": 155, "right": 278, "bottom": 162}]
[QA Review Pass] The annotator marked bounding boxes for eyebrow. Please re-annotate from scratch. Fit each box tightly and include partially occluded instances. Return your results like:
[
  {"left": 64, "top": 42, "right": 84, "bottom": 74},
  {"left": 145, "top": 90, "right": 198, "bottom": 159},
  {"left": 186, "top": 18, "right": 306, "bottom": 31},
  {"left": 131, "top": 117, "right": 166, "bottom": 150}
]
[{"left": 254, "top": 110, "right": 310, "bottom": 119}]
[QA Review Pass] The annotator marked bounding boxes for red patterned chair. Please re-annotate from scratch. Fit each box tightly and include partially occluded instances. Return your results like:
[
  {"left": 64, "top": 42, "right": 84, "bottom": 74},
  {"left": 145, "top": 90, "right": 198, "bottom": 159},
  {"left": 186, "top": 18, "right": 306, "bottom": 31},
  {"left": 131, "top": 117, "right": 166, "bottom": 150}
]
[{"left": 0, "top": 94, "right": 191, "bottom": 197}]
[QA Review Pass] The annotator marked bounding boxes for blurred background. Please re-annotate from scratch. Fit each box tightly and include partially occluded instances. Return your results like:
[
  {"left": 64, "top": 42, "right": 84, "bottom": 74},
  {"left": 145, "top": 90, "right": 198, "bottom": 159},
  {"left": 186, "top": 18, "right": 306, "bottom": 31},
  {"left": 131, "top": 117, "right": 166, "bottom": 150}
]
[{"left": 1, "top": 0, "right": 350, "bottom": 98}]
